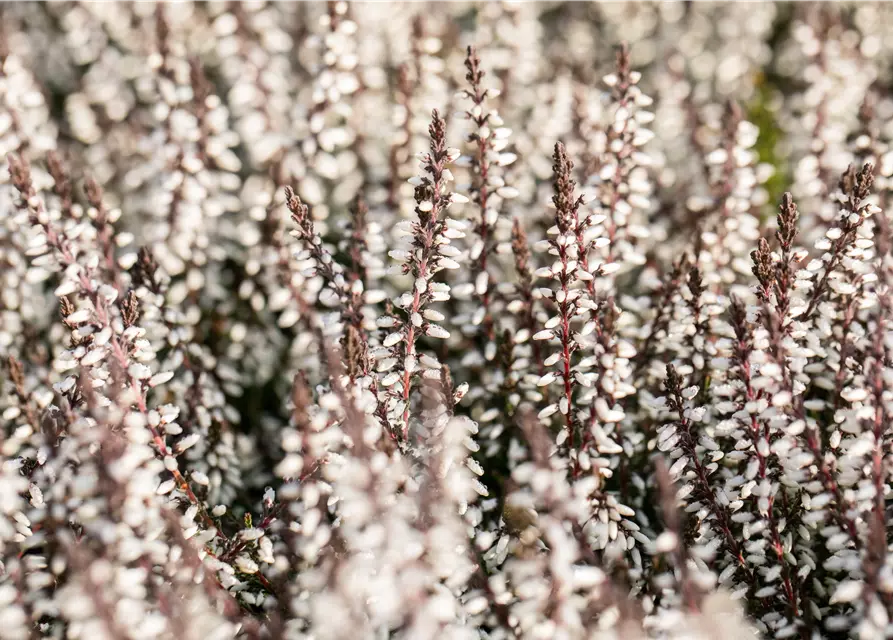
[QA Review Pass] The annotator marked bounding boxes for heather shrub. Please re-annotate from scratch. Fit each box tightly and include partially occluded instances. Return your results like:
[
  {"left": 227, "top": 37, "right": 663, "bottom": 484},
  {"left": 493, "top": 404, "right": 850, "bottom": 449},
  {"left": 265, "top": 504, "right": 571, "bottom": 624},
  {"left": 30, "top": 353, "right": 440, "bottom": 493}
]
[{"left": 4, "top": 3, "right": 893, "bottom": 639}]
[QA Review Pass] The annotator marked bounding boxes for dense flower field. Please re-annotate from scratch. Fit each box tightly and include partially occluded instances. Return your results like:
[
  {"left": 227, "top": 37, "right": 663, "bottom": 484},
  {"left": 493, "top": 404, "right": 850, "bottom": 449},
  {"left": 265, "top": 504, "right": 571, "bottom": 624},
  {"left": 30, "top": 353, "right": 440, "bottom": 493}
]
[{"left": 3, "top": 3, "right": 893, "bottom": 639}]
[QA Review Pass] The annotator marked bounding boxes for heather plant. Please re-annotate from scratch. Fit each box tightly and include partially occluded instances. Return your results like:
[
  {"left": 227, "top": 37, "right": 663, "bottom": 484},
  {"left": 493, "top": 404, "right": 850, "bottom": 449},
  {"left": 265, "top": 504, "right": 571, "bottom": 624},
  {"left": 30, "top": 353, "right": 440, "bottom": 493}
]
[{"left": 6, "top": 3, "right": 893, "bottom": 640}]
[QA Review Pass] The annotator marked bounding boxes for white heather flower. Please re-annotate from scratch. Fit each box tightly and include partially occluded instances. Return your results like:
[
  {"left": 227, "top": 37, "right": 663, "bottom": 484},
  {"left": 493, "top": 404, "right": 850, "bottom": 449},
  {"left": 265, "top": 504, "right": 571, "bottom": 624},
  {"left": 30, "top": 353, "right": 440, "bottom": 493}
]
[{"left": 235, "top": 556, "right": 259, "bottom": 575}]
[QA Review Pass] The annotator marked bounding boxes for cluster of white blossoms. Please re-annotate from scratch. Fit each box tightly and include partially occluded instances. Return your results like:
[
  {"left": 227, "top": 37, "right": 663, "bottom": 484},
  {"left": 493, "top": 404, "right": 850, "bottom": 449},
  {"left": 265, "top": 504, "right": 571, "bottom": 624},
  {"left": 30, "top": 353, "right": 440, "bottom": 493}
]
[{"left": 6, "top": 3, "right": 893, "bottom": 640}]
